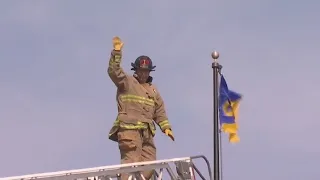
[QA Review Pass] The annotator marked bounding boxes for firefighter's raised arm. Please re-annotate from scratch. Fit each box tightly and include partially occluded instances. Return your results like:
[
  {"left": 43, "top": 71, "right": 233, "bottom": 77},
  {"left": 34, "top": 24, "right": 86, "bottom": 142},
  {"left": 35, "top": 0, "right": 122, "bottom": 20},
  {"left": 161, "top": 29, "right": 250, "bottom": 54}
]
[
  {"left": 107, "top": 36, "right": 128, "bottom": 90},
  {"left": 153, "top": 87, "right": 175, "bottom": 141}
]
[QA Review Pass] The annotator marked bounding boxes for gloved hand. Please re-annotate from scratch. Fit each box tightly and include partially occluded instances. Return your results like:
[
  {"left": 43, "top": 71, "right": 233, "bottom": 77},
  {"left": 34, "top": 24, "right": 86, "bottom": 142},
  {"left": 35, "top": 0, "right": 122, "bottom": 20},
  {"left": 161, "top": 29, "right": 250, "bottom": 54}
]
[
  {"left": 112, "top": 36, "right": 124, "bottom": 51},
  {"left": 164, "top": 129, "right": 175, "bottom": 141}
]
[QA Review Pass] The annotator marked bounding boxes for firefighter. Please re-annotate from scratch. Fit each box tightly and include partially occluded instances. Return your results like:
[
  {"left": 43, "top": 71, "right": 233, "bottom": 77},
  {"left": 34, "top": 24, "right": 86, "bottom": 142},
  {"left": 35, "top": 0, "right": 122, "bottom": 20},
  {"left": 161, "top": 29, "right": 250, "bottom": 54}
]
[{"left": 107, "top": 36, "right": 174, "bottom": 180}]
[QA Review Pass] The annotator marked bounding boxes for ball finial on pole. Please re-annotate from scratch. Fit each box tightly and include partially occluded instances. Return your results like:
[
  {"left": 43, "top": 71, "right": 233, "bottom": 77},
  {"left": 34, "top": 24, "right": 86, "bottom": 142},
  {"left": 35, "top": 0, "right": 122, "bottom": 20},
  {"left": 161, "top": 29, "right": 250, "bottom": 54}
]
[{"left": 211, "top": 51, "right": 220, "bottom": 61}]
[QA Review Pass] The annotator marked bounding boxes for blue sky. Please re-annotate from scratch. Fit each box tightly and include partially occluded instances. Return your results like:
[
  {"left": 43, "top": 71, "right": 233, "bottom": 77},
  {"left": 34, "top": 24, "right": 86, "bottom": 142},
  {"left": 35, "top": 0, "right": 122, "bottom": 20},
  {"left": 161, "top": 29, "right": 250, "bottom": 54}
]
[{"left": 1, "top": 0, "right": 320, "bottom": 179}]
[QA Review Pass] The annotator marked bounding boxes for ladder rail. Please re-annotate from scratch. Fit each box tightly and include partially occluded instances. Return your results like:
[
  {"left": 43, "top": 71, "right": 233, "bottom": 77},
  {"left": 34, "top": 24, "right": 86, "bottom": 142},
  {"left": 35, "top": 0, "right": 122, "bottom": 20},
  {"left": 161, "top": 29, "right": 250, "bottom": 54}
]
[
  {"left": 0, "top": 157, "right": 191, "bottom": 180},
  {"left": 0, "top": 155, "right": 212, "bottom": 180},
  {"left": 189, "top": 155, "right": 212, "bottom": 180},
  {"left": 0, "top": 164, "right": 171, "bottom": 180}
]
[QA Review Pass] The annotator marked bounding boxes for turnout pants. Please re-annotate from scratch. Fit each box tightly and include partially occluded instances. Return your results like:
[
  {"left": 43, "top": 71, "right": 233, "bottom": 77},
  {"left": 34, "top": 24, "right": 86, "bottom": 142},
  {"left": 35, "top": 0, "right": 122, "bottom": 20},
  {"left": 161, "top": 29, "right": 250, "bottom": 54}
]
[{"left": 117, "top": 127, "right": 156, "bottom": 180}]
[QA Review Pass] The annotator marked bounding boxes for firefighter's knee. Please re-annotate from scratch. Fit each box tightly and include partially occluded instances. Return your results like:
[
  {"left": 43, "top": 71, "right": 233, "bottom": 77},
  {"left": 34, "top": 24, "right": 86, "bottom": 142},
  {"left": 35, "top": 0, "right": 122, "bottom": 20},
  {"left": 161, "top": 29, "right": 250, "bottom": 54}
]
[
  {"left": 118, "top": 138, "right": 136, "bottom": 151},
  {"left": 118, "top": 129, "right": 142, "bottom": 164},
  {"left": 117, "top": 130, "right": 138, "bottom": 151},
  {"left": 118, "top": 134, "right": 137, "bottom": 163}
]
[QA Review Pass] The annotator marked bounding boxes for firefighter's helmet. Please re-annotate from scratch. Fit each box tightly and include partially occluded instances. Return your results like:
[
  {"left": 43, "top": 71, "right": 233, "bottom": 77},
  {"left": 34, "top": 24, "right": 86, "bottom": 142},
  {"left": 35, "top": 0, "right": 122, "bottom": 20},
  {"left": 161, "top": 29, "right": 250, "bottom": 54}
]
[{"left": 131, "top": 55, "right": 156, "bottom": 71}]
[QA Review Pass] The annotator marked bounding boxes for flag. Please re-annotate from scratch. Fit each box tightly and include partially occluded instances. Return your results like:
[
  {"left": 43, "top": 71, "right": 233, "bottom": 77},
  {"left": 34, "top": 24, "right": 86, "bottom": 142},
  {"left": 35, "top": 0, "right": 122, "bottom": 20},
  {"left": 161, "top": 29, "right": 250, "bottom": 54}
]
[{"left": 219, "top": 75, "right": 242, "bottom": 143}]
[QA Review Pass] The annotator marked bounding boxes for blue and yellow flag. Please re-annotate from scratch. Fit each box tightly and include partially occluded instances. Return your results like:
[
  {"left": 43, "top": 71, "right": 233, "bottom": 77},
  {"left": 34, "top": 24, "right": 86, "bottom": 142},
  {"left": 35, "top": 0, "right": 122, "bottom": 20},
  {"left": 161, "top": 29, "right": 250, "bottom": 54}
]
[{"left": 219, "top": 75, "right": 242, "bottom": 143}]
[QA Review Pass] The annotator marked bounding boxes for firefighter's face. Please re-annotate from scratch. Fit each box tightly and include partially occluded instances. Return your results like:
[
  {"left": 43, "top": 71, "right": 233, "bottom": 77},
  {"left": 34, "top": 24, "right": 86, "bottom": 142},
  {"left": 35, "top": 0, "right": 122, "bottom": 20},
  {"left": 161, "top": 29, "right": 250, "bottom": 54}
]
[{"left": 136, "top": 68, "right": 150, "bottom": 83}]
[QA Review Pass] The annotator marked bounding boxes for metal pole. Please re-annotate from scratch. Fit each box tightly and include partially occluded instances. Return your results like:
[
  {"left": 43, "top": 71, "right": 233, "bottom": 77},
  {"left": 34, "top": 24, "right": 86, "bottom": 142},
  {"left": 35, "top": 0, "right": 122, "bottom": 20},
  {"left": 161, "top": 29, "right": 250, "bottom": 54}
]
[{"left": 211, "top": 51, "right": 222, "bottom": 180}]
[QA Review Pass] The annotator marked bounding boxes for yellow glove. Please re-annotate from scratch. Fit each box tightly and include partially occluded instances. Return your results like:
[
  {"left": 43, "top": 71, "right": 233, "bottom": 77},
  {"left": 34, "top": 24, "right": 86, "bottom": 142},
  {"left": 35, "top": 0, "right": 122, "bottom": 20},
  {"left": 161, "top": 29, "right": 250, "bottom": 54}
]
[
  {"left": 165, "top": 129, "right": 175, "bottom": 141},
  {"left": 112, "top": 36, "right": 124, "bottom": 51}
]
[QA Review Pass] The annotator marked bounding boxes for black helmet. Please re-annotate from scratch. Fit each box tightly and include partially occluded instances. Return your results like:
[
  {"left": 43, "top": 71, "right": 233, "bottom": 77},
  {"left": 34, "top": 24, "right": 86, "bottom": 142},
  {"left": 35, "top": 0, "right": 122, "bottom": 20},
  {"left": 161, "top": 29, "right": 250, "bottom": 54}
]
[{"left": 131, "top": 55, "right": 156, "bottom": 71}]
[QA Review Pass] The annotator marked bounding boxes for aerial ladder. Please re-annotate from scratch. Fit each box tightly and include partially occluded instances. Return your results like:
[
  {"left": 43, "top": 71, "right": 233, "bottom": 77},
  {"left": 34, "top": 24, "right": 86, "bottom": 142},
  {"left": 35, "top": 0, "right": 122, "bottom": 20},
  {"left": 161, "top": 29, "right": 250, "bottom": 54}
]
[{"left": 0, "top": 155, "right": 212, "bottom": 180}]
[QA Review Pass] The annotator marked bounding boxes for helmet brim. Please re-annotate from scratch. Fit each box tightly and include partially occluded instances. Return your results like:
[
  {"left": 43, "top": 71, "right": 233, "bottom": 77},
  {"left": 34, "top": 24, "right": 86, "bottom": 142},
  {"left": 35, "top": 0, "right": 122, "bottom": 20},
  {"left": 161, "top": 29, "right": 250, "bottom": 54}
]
[{"left": 131, "top": 63, "right": 156, "bottom": 71}]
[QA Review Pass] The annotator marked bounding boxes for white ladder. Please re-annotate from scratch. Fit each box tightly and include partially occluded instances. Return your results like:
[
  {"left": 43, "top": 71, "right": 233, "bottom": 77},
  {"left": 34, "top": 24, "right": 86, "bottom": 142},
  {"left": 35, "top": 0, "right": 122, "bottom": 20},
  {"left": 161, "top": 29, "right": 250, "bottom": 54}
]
[{"left": 0, "top": 155, "right": 212, "bottom": 180}]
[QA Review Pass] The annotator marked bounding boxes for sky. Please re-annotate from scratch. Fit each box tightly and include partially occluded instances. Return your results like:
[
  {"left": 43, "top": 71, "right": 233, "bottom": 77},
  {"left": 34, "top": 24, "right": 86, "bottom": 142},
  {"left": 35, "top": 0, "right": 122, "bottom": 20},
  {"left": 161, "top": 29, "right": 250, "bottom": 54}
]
[{"left": 1, "top": 0, "right": 320, "bottom": 179}]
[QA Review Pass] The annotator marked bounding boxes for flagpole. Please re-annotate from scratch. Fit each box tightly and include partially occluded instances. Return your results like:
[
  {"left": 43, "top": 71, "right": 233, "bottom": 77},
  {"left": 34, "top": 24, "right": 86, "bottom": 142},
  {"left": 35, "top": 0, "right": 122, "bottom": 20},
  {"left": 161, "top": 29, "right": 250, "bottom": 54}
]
[{"left": 211, "top": 51, "right": 222, "bottom": 180}]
